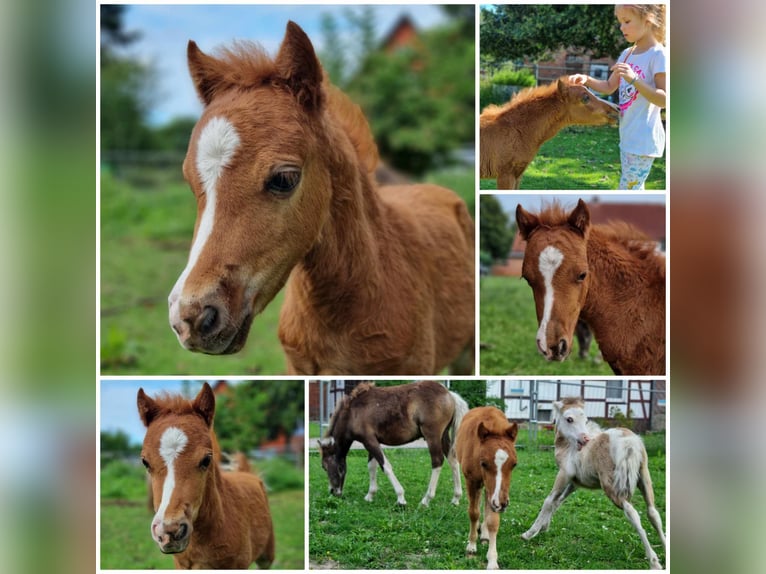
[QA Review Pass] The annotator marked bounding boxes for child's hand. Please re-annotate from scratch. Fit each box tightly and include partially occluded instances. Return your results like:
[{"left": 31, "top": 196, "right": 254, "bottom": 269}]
[
  {"left": 611, "top": 63, "right": 637, "bottom": 84},
  {"left": 568, "top": 74, "right": 588, "bottom": 85}
]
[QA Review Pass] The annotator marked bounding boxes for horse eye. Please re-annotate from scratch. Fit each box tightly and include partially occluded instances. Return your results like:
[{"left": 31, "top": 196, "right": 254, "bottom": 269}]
[
  {"left": 480, "top": 461, "right": 488, "bottom": 469},
  {"left": 566, "top": 417, "right": 574, "bottom": 423},
  {"left": 199, "top": 453, "right": 212, "bottom": 470},
  {"left": 141, "top": 458, "right": 151, "bottom": 471},
  {"left": 581, "top": 94, "right": 590, "bottom": 103},
  {"left": 266, "top": 167, "right": 301, "bottom": 195},
  {"left": 577, "top": 271, "right": 587, "bottom": 282}
]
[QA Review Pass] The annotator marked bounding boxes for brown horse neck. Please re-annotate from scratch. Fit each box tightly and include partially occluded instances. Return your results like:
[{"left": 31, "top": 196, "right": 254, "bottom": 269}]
[{"left": 295, "top": 146, "right": 390, "bottom": 301}]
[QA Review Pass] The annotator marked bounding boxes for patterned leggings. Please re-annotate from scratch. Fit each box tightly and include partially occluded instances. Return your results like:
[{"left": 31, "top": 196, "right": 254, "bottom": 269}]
[{"left": 619, "top": 150, "right": 656, "bottom": 190}]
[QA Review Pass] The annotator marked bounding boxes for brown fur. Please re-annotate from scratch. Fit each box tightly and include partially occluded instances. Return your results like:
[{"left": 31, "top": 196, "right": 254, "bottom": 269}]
[
  {"left": 171, "top": 21, "right": 474, "bottom": 375},
  {"left": 137, "top": 383, "right": 274, "bottom": 569},
  {"left": 480, "top": 77, "right": 619, "bottom": 189},
  {"left": 319, "top": 381, "right": 467, "bottom": 504},
  {"left": 517, "top": 199, "right": 665, "bottom": 375},
  {"left": 455, "top": 407, "right": 518, "bottom": 569}
]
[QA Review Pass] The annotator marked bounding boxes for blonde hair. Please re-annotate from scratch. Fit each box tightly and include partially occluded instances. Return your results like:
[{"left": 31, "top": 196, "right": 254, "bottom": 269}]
[{"left": 616, "top": 4, "right": 666, "bottom": 45}]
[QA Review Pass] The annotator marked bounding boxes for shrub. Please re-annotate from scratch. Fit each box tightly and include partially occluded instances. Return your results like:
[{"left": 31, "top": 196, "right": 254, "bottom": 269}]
[{"left": 491, "top": 67, "right": 536, "bottom": 87}]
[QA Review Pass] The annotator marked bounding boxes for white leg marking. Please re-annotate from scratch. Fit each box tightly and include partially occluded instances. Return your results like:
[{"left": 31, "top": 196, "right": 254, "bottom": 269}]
[
  {"left": 421, "top": 466, "right": 442, "bottom": 506},
  {"left": 623, "top": 500, "right": 662, "bottom": 569},
  {"left": 448, "top": 451, "right": 462, "bottom": 504},
  {"left": 151, "top": 427, "right": 189, "bottom": 537},
  {"left": 381, "top": 454, "right": 406, "bottom": 505},
  {"left": 365, "top": 458, "right": 379, "bottom": 502},
  {"left": 168, "top": 117, "right": 240, "bottom": 338},
  {"left": 490, "top": 448, "right": 509, "bottom": 510},
  {"left": 536, "top": 245, "right": 564, "bottom": 355}
]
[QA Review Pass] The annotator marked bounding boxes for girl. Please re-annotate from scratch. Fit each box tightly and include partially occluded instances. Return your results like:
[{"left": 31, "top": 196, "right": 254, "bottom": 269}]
[{"left": 570, "top": 5, "right": 667, "bottom": 190}]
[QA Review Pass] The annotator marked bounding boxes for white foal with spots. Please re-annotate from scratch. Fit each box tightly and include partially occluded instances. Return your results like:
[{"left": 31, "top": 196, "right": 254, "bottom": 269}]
[{"left": 522, "top": 397, "right": 666, "bottom": 570}]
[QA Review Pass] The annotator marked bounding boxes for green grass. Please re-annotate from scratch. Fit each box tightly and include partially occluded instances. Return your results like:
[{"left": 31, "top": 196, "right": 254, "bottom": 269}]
[
  {"left": 100, "top": 165, "right": 474, "bottom": 375},
  {"left": 480, "top": 125, "right": 666, "bottom": 190},
  {"left": 480, "top": 275, "right": 613, "bottom": 376},
  {"left": 309, "top": 441, "right": 666, "bottom": 569},
  {"left": 100, "top": 458, "right": 304, "bottom": 569}
]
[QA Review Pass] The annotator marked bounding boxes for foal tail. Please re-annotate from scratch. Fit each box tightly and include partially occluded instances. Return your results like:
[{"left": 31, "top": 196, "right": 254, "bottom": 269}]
[
  {"left": 448, "top": 391, "right": 469, "bottom": 456},
  {"left": 612, "top": 433, "right": 644, "bottom": 499}
]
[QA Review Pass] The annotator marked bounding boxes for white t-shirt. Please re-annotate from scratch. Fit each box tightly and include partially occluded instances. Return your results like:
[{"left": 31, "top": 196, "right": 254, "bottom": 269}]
[{"left": 618, "top": 44, "right": 667, "bottom": 157}]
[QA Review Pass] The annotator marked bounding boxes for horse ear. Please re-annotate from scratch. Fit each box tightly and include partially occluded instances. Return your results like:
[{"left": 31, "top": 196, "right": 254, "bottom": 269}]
[
  {"left": 516, "top": 204, "right": 540, "bottom": 240},
  {"left": 506, "top": 422, "right": 519, "bottom": 442},
  {"left": 137, "top": 388, "right": 160, "bottom": 427},
  {"left": 552, "top": 401, "right": 564, "bottom": 415},
  {"left": 187, "top": 40, "right": 229, "bottom": 106},
  {"left": 568, "top": 199, "right": 591, "bottom": 237},
  {"left": 557, "top": 77, "right": 569, "bottom": 96},
  {"left": 477, "top": 422, "right": 492, "bottom": 441},
  {"left": 193, "top": 382, "right": 216, "bottom": 427},
  {"left": 274, "top": 21, "right": 324, "bottom": 112}
]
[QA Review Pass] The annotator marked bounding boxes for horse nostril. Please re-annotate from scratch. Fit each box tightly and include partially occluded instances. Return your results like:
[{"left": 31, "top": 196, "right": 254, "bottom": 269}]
[
  {"left": 175, "top": 522, "right": 188, "bottom": 541},
  {"left": 557, "top": 339, "right": 567, "bottom": 355},
  {"left": 197, "top": 306, "right": 218, "bottom": 336}
]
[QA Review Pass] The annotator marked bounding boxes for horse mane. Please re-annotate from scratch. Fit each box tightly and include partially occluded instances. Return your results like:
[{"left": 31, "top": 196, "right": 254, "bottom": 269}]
[
  {"left": 204, "top": 41, "right": 379, "bottom": 175},
  {"left": 325, "top": 383, "right": 376, "bottom": 437},
  {"left": 148, "top": 392, "right": 201, "bottom": 417},
  {"left": 558, "top": 396, "right": 585, "bottom": 409},
  {"left": 481, "top": 78, "right": 562, "bottom": 121}
]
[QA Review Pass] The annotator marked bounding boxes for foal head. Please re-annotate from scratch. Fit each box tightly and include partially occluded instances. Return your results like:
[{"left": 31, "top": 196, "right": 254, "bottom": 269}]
[
  {"left": 476, "top": 420, "right": 518, "bottom": 513},
  {"left": 168, "top": 21, "right": 338, "bottom": 354},
  {"left": 555, "top": 77, "right": 619, "bottom": 125},
  {"left": 517, "top": 199, "right": 591, "bottom": 361},
  {"left": 553, "top": 397, "right": 592, "bottom": 451},
  {"left": 317, "top": 437, "right": 346, "bottom": 497},
  {"left": 137, "top": 383, "right": 217, "bottom": 554}
]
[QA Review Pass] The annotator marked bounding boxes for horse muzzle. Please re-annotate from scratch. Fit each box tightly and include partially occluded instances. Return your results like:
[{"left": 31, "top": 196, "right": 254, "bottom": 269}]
[
  {"left": 169, "top": 295, "right": 254, "bottom": 354},
  {"left": 153, "top": 519, "right": 192, "bottom": 554}
]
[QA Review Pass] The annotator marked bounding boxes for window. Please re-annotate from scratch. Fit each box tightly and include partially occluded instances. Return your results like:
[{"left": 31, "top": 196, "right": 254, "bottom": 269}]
[{"left": 606, "top": 380, "right": 624, "bottom": 400}]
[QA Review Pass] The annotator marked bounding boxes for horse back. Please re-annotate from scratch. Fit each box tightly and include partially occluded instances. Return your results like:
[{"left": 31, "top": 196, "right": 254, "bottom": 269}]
[
  {"left": 377, "top": 183, "right": 475, "bottom": 370},
  {"left": 347, "top": 381, "right": 453, "bottom": 445}
]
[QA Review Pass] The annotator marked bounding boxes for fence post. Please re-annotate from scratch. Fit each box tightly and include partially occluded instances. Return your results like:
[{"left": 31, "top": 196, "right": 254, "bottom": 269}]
[{"left": 529, "top": 380, "right": 538, "bottom": 449}]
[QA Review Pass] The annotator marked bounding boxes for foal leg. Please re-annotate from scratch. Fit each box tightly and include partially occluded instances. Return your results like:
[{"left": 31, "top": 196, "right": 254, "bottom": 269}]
[
  {"left": 465, "top": 481, "right": 482, "bottom": 556},
  {"left": 638, "top": 462, "right": 667, "bottom": 551},
  {"left": 522, "top": 471, "right": 574, "bottom": 540},
  {"left": 447, "top": 445, "right": 463, "bottom": 505},
  {"left": 484, "top": 505, "right": 502, "bottom": 570},
  {"left": 620, "top": 499, "right": 662, "bottom": 569},
  {"left": 365, "top": 454, "right": 379, "bottom": 502},
  {"left": 365, "top": 440, "right": 407, "bottom": 505},
  {"left": 421, "top": 465, "right": 443, "bottom": 507}
]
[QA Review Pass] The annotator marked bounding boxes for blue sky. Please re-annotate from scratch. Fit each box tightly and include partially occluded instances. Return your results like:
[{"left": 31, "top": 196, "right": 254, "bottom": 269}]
[
  {"left": 100, "top": 379, "right": 200, "bottom": 446},
  {"left": 116, "top": 4, "right": 450, "bottom": 125}
]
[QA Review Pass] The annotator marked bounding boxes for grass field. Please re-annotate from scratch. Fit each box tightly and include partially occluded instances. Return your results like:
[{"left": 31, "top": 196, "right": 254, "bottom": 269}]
[
  {"left": 308, "top": 435, "right": 666, "bottom": 570},
  {"left": 100, "top": 457, "right": 305, "bottom": 569},
  {"left": 100, "top": 165, "right": 475, "bottom": 375},
  {"left": 480, "top": 275, "right": 613, "bottom": 376},
  {"left": 479, "top": 125, "right": 666, "bottom": 190}
]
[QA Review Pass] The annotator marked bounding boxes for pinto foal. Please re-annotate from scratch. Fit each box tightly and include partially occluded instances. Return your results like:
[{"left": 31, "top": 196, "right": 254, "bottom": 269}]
[
  {"left": 522, "top": 397, "right": 666, "bottom": 569},
  {"left": 137, "top": 383, "right": 274, "bottom": 569}
]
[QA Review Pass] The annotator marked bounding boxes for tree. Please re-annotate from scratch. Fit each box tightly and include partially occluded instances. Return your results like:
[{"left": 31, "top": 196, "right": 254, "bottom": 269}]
[
  {"left": 215, "top": 381, "right": 304, "bottom": 454},
  {"left": 480, "top": 195, "right": 515, "bottom": 263},
  {"left": 100, "top": 4, "right": 156, "bottom": 152},
  {"left": 320, "top": 9, "right": 474, "bottom": 175},
  {"left": 481, "top": 4, "right": 627, "bottom": 62}
]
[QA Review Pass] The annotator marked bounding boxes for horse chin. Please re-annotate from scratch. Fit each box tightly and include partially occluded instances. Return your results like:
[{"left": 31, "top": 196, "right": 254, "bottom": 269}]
[
  {"left": 194, "top": 313, "right": 253, "bottom": 355},
  {"left": 159, "top": 538, "right": 190, "bottom": 554}
]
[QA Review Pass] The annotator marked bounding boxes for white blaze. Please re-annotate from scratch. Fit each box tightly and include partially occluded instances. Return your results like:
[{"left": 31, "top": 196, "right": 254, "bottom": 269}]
[
  {"left": 536, "top": 245, "right": 564, "bottom": 354},
  {"left": 168, "top": 116, "right": 240, "bottom": 338},
  {"left": 491, "top": 448, "right": 510, "bottom": 508},
  {"left": 152, "top": 426, "right": 189, "bottom": 530}
]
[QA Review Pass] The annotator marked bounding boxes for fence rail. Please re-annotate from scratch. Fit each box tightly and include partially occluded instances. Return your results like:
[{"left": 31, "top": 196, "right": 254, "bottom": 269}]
[{"left": 312, "top": 380, "right": 665, "bottom": 450}]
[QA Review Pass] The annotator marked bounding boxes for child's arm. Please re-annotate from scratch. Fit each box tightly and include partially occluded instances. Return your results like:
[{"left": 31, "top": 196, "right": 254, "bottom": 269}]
[
  {"left": 568, "top": 72, "right": 620, "bottom": 96},
  {"left": 611, "top": 64, "right": 666, "bottom": 108}
]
